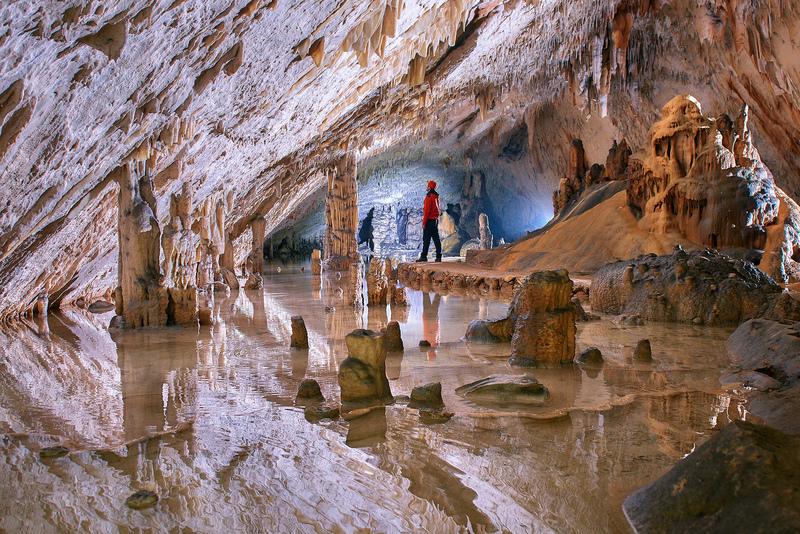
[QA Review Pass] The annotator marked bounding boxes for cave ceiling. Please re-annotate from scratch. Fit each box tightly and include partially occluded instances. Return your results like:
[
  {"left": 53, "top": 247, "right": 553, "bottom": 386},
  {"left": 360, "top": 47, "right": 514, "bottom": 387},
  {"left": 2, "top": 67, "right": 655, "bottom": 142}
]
[{"left": 1, "top": 0, "right": 800, "bottom": 317}]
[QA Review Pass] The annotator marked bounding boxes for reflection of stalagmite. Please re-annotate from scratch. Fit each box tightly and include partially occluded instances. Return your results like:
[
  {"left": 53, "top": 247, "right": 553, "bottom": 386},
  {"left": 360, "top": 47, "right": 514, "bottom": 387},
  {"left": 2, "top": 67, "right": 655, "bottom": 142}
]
[
  {"left": 323, "top": 154, "right": 359, "bottom": 270},
  {"left": 311, "top": 249, "right": 322, "bottom": 275},
  {"left": 114, "top": 164, "right": 168, "bottom": 328},
  {"left": 366, "top": 257, "right": 388, "bottom": 306},
  {"left": 348, "top": 262, "right": 364, "bottom": 307}
]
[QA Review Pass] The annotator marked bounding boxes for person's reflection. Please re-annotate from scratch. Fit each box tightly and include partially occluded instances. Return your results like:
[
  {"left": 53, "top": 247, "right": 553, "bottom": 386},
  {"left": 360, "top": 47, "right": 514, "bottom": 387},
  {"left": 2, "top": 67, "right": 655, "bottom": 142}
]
[{"left": 422, "top": 292, "right": 441, "bottom": 360}]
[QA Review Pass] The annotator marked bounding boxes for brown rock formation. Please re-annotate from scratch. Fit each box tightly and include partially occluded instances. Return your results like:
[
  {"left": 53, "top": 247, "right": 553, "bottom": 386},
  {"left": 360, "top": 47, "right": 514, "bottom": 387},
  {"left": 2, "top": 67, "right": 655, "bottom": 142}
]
[
  {"left": 290, "top": 315, "right": 309, "bottom": 349},
  {"left": 337, "top": 329, "right": 393, "bottom": 407},
  {"left": 381, "top": 320, "right": 403, "bottom": 352},
  {"left": 590, "top": 247, "right": 800, "bottom": 325},
  {"left": 115, "top": 165, "right": 168, "bottom": 328},
  {"left": 323, "top": 154, "right": 358, "bottom": 271},
  {"left": 466, "top": 270, "right": 576, "bottom": 367},
  {"left": 478, "top": 213, "right": 492, "bottom": 250}
]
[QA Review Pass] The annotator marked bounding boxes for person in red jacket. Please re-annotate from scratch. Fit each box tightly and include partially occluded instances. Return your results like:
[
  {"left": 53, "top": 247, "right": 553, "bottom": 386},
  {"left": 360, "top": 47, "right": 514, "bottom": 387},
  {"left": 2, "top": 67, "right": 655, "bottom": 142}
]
[{"left": 416, "top": 180, "right": 442, "bottom": 262}]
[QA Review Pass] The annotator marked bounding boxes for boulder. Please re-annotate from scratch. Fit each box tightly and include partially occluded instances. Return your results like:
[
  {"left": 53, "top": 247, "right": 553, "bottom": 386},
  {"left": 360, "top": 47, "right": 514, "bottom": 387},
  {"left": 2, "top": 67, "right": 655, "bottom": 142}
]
[
  {"left": 381, "top": 320, "right": 403, "bottom": 352},
  {"left": 338, "top": 329, "right": 393, "bottom": 406},
  {"left": 590, "top": 248, "right": 800, "bottom": 325},
  {"left": 724, "top": 319, "right": 800, "bottom": 434},
  {"left": 408, "top": 382, "right": 444, "bottom": 410},
  {"left": 295, "top": 378, "right": 325, "bottom": 405},
  {"left": 455, "top": 375, "right": 549, "bottom": 405},
  {"left": 576, "top": 347, "right": 604, "bottom": 364},
  {"left": 634, "top": 339, "right": 652, "bottom": 361},
  {"left": 304, "top": 405, "right": 339, "bottom": 421},
  {"left": 622, "top": 420, "right": 800, "bottom": 533},
  {"left": 290, "top": 315, "right": 309, "bottom": 349},
  {"left": 465, "top": 270, "right": 576, "bottom": 367}
]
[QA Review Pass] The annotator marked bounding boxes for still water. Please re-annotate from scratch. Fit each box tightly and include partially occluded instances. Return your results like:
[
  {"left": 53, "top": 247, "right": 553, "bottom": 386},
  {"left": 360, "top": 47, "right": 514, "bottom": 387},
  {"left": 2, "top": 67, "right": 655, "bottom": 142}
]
[{"left": 0, "top": 263, "right": 751, "bottom": 533}]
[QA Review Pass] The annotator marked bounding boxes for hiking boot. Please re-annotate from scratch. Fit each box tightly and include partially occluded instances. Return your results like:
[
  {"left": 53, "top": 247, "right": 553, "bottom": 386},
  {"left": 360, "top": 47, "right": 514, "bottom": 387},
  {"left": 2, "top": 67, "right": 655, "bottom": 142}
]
[
  {"left": 415, "top": 257, "right": 428, "bottom": 262},
  {"left": 434, "top": 256, "right": 442, "bottom": 262}
]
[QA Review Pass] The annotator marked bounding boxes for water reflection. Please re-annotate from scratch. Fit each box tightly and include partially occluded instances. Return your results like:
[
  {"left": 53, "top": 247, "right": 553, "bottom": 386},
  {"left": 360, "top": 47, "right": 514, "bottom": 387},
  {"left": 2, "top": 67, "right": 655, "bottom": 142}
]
[{"left": 0, "top": 266, "right": 753, "bottom": 533}]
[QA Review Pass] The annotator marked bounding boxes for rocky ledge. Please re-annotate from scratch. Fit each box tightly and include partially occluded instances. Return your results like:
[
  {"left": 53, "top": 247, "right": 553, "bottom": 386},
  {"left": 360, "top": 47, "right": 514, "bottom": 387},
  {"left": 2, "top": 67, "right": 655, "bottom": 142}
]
[{"left": 590, "top": 247, "right": 800, "bottom": 325}]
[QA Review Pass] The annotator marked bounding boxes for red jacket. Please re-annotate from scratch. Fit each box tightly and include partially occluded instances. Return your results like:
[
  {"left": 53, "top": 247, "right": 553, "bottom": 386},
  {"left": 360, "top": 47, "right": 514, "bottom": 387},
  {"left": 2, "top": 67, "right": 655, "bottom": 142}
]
[{"left": 422, "top": 192, "right": 440, "bottom": 226}]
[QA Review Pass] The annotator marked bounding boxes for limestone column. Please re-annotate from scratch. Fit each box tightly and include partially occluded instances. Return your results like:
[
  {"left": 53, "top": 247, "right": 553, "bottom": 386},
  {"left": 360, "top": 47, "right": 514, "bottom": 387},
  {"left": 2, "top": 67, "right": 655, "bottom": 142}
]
[
  {"left": 114, "top": 164, "right": 168, "bottom": 328},
  {"left": 479, "top": 213, "right": 493, "bottom": 250},
  {"left": 323, "top": 153, "right": 358, "bottom": 269},
  {"left": 251, "top": 216, "right": 266, "bottom": 274}
]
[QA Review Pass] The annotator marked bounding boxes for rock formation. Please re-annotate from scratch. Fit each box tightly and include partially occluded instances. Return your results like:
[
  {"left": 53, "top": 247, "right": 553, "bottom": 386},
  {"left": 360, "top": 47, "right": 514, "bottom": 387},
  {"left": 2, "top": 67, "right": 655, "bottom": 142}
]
[
  {"left": 465, "top": 270, "right": 576, "bottom": 367},
  {"left": 337, "top": 329, "right": 393, "bottom": 407},
  {"left": 295, "top": 378, "right": 325, "bottom": 405},
  {"left": 407, "top": 382, "right": 444, "bottom": 410},
  {"left": 455, "top": 375, "right": 549, "bottom": 405},
  {"left": 114, "top": 165, "right": 168, "bottom": 328},
  {"left": 623, "top": 420, "right": 800, "bottom": 534},
  {"left": 725, "top": 319, "right": 800, "bottom": 434},
  {"left": 381, "top": 320, "right": 403, "bottom": 352},
  {"left": 290, "top": 315, "right": 309, "bottom": 349},
  {"left": 590, "top": 247, "right": 800, "bottom": 325},
  {"left": 478, "top": 213, "right": 492, "bottom": 250},
  {"left": 323, "top": 154, "right": 359, "bottom": 271}
]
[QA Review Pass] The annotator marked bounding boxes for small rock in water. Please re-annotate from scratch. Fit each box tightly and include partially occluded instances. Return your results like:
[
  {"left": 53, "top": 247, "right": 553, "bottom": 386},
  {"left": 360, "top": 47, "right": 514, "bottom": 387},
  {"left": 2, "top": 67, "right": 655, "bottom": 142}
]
[
  {"left": 40, "top": 445, "right": 70, "bottom": 458},
  {"left": 419, "top": 339, "right": 431, "bottom": 347},
  {"left": 408, "top": 382, "right": 444, "bottom": 409},
  {"left": 295, "top": 378, "right": 325, "bottom": 404},
  {"left": 125, "top": 490, "right": 159, "bottom": 510},
  {"left": 324, "top": 306, "right": 335, "bottom": 313},
  {"left": 634, "top": 339, "right": 652, "bottom": 361},
  {"left": 301, "top": 267, "right": 305, "bottom": 272},
  {"left": 419, "top": 408, "right": 453, "bottom": 424},
  {"left": 575, "top": 347, "right": 604, "bottom": 364},
  {"left": 304, "top": 405, "right": 340, "bottom": 421}
]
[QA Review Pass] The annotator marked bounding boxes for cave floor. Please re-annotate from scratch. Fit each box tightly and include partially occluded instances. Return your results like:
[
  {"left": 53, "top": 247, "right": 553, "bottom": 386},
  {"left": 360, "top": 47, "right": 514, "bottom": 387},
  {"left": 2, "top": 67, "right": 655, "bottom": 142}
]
[{"left": 0, "top": 260, "right": 755, "bottom": 533}]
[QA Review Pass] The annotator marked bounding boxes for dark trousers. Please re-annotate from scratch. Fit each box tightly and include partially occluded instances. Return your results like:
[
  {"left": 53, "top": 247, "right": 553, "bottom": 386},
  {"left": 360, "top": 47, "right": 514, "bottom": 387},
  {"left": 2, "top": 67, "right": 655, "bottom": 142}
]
[{"left": 421, "top": 219, "right": 441, "bottom": 260}]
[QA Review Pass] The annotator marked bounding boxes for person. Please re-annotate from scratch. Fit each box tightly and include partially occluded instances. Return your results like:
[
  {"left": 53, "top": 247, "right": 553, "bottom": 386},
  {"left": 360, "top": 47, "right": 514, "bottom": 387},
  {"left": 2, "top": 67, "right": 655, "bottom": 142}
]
[{"left": 416, "top": 180, "right": 442, "bottom": 262}]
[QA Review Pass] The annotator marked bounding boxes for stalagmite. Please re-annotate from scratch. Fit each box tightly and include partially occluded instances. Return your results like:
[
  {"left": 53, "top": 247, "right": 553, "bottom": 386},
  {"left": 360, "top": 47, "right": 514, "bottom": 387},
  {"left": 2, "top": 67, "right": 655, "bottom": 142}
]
[
  {"left": 323, "top": 154, "right": 359, "bottom": 271},
  {"left": 338, "top": 329, "right": 393, "bottom": 407},
  {"left": 479, "top": 213, "right": 492, "bottom": 250},
  {"left": 250, "top": 216, "right": 267, "bottom": 275},
  {"left": 113, "top": 164, "right": 168, "bottom": 328}
]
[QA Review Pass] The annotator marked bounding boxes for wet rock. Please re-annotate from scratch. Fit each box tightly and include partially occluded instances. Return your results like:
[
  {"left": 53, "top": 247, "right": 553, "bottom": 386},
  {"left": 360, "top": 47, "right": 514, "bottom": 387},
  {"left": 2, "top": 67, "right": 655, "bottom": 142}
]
[
  {"left": 88, "top": 300, "right": 115, "bottom": 313},
  {"left": 576, "top": 347, "right": 604, "bottom": 364},
  {"left": 348, "top": 261, "right": 364, "bottom": 307},
  {"left": 108, "top": 315, "right": 127, "bottom": 329},
  {"left": 338, "top": 329, "right": 393, "bottom": 406},
  {"left": 245, "top": 273, "right": 263, "bottom": 290},
  {"left": 295, "top": 378, "right": 325, "bottom": 405},
  {"left": 456, "top": 375, "right": 549, "bottom": 405},
  {"left": 419, "top": 408, "right": 453, "bottom": 424},
  {"left": 419, "top": 339, "right": 431, "bottom": 347},
  {"left": 622, "top": 420, "right": 800, "bottom": 534},
  {"left": 125, "top": 490, "right": 159, "bottom": 510},
  {"left": 408, "top": 382, "right": 444, "bottom": 410},
  {"left": 509, "top": 270, "right": 576, "bottom": 367},
  {"left": 614, "top": 314, "right": 645, "bottom": 326},
  {"left": 381, "top": 320, "right": 403, "bottom": 352},
  {"left": 39, "top": 445, "right": 70, "bottom": 458},
  {"left": 304, "top": 405, "right": 339, "bottom": 421},
  {"left": 724, "top": 319, "right": 800, "bottom": 433},
  {"left": 572, "top": 298, "right": 600, "bottom": 321},
  {"left": 591, "top": 248, "right": 800, "bottom": 325},
  {"left": 465, "top": 316, "right": 513, "bottom": 342},
  {"left": 634, "top": 339, "right": 652, "bottom": 361},
  {"left": 198, "top": 307, "right": 214, "bottom": 326},
  {"left": 290, "top": 316, "right": 309, "bottom": 349}
]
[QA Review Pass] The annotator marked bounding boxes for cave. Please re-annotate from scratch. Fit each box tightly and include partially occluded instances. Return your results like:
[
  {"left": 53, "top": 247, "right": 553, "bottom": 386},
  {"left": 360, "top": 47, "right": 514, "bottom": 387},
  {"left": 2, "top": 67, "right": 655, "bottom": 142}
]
[{"left": 1, "top": 1, "right": 800, "bottom": 532}]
